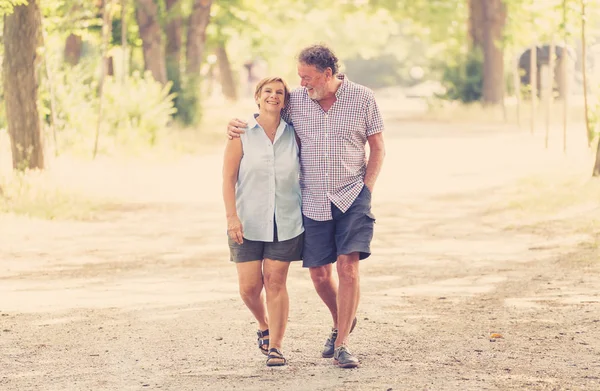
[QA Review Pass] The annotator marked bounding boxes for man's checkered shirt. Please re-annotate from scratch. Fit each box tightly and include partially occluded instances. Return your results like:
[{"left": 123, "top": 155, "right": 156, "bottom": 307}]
[{"left": 283, "top": 74, "right": 384, "bottom": 221}]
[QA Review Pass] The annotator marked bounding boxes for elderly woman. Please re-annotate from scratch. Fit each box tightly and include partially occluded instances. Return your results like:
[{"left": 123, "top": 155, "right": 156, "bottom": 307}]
[{"left": 222, "top": 77, "right": 303, "bottom": 367}]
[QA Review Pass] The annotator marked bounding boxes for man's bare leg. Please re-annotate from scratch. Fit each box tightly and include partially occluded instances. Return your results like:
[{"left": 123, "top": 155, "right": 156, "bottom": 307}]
[
  {"left": 334, "top": 252, "right": 360, "bottom": 348},
  {"left": 309, "top": 263, "right": 338, "bottom": 328}
]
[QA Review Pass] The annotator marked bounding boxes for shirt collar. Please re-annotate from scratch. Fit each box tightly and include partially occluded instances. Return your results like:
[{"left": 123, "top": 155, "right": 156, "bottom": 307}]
[
  {"left": 248, "top": 114, "right": 289, "bottom": 132},
  {"left": 334, "top": 73, "right": 348, "bottom": 99}
]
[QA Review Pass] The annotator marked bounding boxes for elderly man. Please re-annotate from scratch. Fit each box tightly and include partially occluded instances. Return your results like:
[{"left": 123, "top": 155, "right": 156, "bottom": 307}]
[{"left": 227, "top": 44, "right": 385, "bottom": 368}]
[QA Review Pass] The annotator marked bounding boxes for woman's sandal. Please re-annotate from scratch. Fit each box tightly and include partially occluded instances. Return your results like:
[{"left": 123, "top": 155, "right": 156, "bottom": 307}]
[
  {"left": 266, "top": 348, "right": 287, "bottom": 367},
  {"left": 257, "top": 329, "right": 269, "bottom": 356}
]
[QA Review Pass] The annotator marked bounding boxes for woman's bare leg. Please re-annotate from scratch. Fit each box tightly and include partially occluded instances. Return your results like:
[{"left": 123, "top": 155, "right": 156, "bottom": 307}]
[
  {"left": 236, "top": 260, "right": 268, "bottom": 331},
  {"left": 262, "top": 259, "right": 291, "bottom": 350}
]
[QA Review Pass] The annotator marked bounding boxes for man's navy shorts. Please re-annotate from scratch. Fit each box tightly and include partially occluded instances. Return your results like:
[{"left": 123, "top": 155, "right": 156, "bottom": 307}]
[{"left": 302, "top": 185, "right": 376, "bottom": 268}]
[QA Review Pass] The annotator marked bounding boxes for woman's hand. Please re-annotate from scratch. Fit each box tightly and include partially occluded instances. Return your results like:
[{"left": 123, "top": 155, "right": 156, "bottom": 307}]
[{"left": 227, "top": 215, "right": 244, "bottom": 244}]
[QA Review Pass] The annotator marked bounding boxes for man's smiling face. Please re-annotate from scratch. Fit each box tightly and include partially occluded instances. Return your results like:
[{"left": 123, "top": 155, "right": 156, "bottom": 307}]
[{"left": 298, "top": 63, "right": 329, "bottom": 101}]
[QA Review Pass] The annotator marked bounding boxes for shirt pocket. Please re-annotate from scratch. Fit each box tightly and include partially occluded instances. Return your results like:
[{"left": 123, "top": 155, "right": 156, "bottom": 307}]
[
  {"left": 333, "top": 111, "right": 366, "bottom": 140},
  {"left": 295, "top": 112, "right": 322, "bottom": 142}
]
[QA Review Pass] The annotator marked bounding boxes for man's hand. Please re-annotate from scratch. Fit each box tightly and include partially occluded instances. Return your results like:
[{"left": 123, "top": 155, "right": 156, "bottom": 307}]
[
  {"left": 364, "top": 132, "right": 385, "bottom": 196},
  {"left": 227, "top": 215, "right": 244, "bottom": 244},
  {"left": 227, "top": 118, "right": 248, "bottom": 139}
]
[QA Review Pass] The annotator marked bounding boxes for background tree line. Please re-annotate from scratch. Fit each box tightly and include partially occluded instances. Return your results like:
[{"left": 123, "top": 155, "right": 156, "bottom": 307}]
[{"left": 2, "top": 0, "right": 600, "bottom": 172}]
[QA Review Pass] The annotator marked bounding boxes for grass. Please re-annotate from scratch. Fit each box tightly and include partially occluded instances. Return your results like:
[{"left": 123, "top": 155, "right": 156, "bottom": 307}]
[
  {"left": 0, "top": 170, "right": 113, "bottom": 221},
  {"left": 485, "top": 171, "right": 600, "bottom": 247},
  {"left": 412, "top": 97, "right": 590, "bottom": 125},
  {"left": 504, "top": 175, "right": 598, "bottom": 213}
]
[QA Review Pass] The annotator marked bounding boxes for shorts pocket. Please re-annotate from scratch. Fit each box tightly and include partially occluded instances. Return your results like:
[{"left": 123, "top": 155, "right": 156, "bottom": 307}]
[
  {"left": 363, "top": 185, "right": 372, "bottom": 198},
  {"left": 366, "top": 211, "right": 376, "bottom": 223}
]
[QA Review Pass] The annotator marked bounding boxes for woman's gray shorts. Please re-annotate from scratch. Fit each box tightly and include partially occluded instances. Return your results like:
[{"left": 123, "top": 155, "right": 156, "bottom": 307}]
[{"left": 228, "top": 231, "right": 304, "bottom": 263}]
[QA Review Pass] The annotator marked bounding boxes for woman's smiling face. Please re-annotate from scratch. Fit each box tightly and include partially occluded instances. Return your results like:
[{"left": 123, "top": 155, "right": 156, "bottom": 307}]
[{"left": 256, "top": 81, "right": 287, "bottom": 113}]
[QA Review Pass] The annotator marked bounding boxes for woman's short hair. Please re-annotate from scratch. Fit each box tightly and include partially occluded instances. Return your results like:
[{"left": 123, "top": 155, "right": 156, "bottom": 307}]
[
  {"left": 297, "top": 44, "right": 339, "bottom": 74},
  {"left": 254, "top": 77, "right": 291, "bottom": 108}
]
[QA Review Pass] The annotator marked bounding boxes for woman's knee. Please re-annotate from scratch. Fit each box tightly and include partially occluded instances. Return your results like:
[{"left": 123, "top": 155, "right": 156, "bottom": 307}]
[
  {"left": 239, "top": 283, "right": 262, "bottom": 302},
  {"left": 263, "top": 260, "right": 289, "bottom": 293},
  {"left": 263, "top": 271, "right": 287, "bottom": 293}
]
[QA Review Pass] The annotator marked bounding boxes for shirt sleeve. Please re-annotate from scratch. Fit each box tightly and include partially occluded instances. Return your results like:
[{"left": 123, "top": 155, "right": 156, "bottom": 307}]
[
  {"left": 281, "top": 105, "right": 292, "bottom": 125},
  {"left": 282, "top": 88, "right": 303, "bottom": 125},
  {"left": 365, "top": 92, "right": 384, "bottom": 136}
]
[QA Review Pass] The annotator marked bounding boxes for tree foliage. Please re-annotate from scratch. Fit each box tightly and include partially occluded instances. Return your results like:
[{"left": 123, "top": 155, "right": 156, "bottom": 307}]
[
  {"left": 0, "top": 0, "right": 27, "bottom": 16},
  {"left": 3, "top": 0, "right": 600, "bottom": 169}
]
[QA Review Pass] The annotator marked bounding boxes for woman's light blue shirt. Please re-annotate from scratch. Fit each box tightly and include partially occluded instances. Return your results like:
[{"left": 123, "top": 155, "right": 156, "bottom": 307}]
[{"left": 236, "top": 115, "right": 303, "bottom": 242}]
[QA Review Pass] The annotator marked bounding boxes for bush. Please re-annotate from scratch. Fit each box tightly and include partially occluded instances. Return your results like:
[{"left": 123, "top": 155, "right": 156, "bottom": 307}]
[
  {"left": 103, "top": 71, "right": 177, "bottom": 146},
  {"left": 437, "top": 49, "right": 483, "bottom": 103},
  {"left": 40, "top": 60, "right": 176, "bottom": 156},
  {"left": 344, "top": 54, "right": 406, "bottom": 89},
  {"left": 42, "top": 58, "right": 98, "bottom": 153},
  {"left": 174, "top": 77, "right": 203, "bottom": 126}
]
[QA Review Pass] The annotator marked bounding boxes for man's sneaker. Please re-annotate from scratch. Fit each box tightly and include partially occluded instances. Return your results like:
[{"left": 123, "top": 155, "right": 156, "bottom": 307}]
[
  {"left": 322, "top": 328, "right": 338, "bottom": 358},
  {"left": 321, "top": 317, "right": 358, "bottom": 358},
  {"left": 333, "top": 346, "right": 359, "bottom": 368}
]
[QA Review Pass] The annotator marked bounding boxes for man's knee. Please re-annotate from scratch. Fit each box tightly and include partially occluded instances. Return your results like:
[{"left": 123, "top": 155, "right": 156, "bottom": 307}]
[
  {"left": 337, "top": 253, "right": 359, "bottom": 283},
  {"left": 310, "top": 265, "right": 332, "bottom": 287}
]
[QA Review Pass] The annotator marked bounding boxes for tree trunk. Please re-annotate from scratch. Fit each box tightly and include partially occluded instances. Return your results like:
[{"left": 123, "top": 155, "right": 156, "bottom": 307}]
[
  {"left": 545, "top": 40, "right": 556, "bottom": 149},
  {"left": 513, "top": 53, "right": 522, "bottom": 128},
  {"left": 121, "top": 0, "right": 128, "bottom": 84},
  {"left": 530, "top": 44, "right": 537, "bottom": 134},
  {"left": 562, "top": 0, "right": 569, "bottom": 154},
  {"left": 135, "top": 0, "right": 167, "bottom": 84},
  {"left": 216, "top": 42, "right": 237, "bottom": 101},
  {"left": 165, "top": 0, "right": 182, "bottom": 86},
  {"left": 106, "top": 56, "right": 115, "bottom": 76},
  {"left": 481, "top": 0, "right": 506, "bottom": 105},
  {"left": 178, "top": 0, "right": 212, "bottom": 125},
  {"left": 93, "top": 0, "right": 113, "bottom": 159},
  {"left": 165, "top": 0, "right": 182, "bottom": 115},
  {"left": 593, "top": 138, "right": 600, "bottom": 176},
  {"left": 64, "top": 33, "right": 83, "bottom": 65},
  {"left": 3, "top": 1, "right": 44, "bottom": 170},
  {"left": 581, "top": 0, "right": 591, "bottom": 147},
  {"left": 185, "top": 0, "right": 212, "bottom": 77},
  {"left": 468, "top": 0, "right": 484, "bottom": 49},
  {"left": 43, "top": 27, "right": 59, "bottom": 156}
]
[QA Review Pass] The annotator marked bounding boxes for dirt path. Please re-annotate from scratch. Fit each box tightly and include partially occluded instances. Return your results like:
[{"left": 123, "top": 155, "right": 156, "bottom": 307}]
[{"left": 1, "top": 121, "right": 599, "bottom": 391}]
